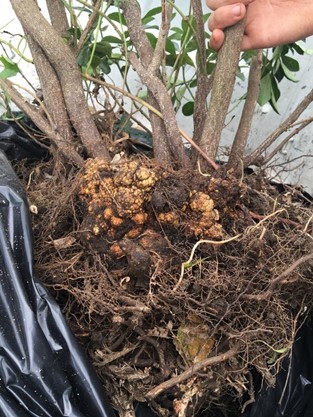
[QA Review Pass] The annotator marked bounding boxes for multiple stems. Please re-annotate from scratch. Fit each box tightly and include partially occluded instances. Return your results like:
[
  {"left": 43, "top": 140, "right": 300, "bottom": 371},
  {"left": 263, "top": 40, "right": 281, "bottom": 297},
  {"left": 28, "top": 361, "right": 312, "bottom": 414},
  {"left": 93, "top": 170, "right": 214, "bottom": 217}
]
[{"left": 3, "top": 0, "right": 313, "bottom": 171}]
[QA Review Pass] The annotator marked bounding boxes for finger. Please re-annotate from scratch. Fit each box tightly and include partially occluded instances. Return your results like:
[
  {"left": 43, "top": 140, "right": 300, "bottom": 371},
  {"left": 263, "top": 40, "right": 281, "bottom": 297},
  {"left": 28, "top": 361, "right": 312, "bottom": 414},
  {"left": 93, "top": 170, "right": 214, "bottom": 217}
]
[
  {"left": 209, "top": 29, "right": 225, "bottom": 51},
  {"left": 208, "top": 3, "right": 246, "bottom": 31},
  {"left": 241, "top": 35, "right": 256, "bottom": 51},
  {"left": 207, "top": 0, "right": 253, "bottom": 11}
]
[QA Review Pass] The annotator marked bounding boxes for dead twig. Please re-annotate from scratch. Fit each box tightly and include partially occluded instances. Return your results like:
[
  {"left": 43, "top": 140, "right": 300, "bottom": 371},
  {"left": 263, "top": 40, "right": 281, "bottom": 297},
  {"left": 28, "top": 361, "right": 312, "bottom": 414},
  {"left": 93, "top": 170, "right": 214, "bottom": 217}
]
[
  {"left": 249, "top": 211, "right": 301, "bottom": 228},
  {"left": 245, "top": 89, "right": 313, "bottom": 166},
  {"left": 262, "top": 118, "right": 313, "bottom": 165},
  {"left": 243, "top": 252, "right": 313, "bottom": 301},
  {"left": 145, "top": 347, "right": 238, "bottom": 400}
]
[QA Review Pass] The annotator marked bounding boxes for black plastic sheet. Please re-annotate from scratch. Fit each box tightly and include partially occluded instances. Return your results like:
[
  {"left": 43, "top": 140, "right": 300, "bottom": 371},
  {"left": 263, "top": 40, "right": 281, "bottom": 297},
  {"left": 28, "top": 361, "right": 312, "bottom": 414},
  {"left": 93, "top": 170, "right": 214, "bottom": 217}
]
[
  {"left": 0, "top": 117, "right": 49, "bottom": 161},
  {"left": 243, "top": 317, "right": 313, "bottom": 417},
  {"left": 0, "top": 150, "right": 115, "bottom": 417}
]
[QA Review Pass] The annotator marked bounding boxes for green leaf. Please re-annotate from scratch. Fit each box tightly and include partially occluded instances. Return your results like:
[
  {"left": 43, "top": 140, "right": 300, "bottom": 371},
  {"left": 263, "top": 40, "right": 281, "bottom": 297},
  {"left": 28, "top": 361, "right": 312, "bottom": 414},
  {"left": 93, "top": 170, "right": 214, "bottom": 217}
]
[
  {"left": 273, "top": 56, "right": 281, "bottom": 74},
  {"left": 66, "top": 27, "right": 82, "bottom": 39},
  {"left": 142, "top": 6, "right": 162, "bottom": 23},
  {"left": 268, "top": 76, "right": 280, "bottom": 113},
  {"left": 0, "top": 56, "right": 20, "bottom": 79},
  {"left": 186, "top": 39, "right": 197, "bottom": 53},
  {"left": 100, "top": 24, "right": 109, "bottom": 33},
  {"left": 76, "top": 44, "right": 91, "bottom": 67},
  {"left": 102, "top": 35, "right": 123, "bottom": 45},
  {"left": 168, "top": 32, "right": 184, "bottom": 41},
  {"left": 108, "top": 12, "right": 126, "bottom": 25},
  {"left": 143, "top": 24, "right": 160, "bottom": 30},
  {"left": 169, "top": 27, "right": 183, "bottom": 40},
  {"left": 138, "top": 90, "right": 148, "bottom": 100},
  {"left": 270, "top": 97, "right": 280, "bottom": 114},
  {"left": 175, "top": 85, "right": 187, "bottom": 103},
  {"left": 141, "top": 17, "right": 156, "bottom": 25},
  {"left": 146, "top": 32, "right": 158, "bottom": 49},
  {"left": 206, "top": 48, "right": 217, "bottom": 61},
  {"left": 206, "top": 62, "right": 215, "bottom": 75},
  {"left": 98, "top": 57, "right": 111, "bottom": 74},
  {"left": 291, "top": 42, "right": 305, "bottom": 55},
  {"left": 282, "top": 55, "right": 300, "bottom": 72},
  {"left": 241, "top": 49, "right": 257, "bottom": 65},
  {"left": 271, "top": 76, "right": 281, "bottom": 101},
  {"left": 280, "top": 61, "right": 299, "bottom": 82},
  {"left": 182, "top": 15, "right": 194, "bottom": 30},
  {"left": 94, "top": 41, "right": 112, "bottom": 58},
  {"left": 165, "top": 39, "right": 177, "bottom": 55},
  {"left": 274, "top": 66, "right": 284, "bottom": 83},
  {"left": 90, "top": 54, "right": 101, "bottom": 66},
  {"left": 115, "top": 111, "right": 133, "bottom": 131},
  {"left": 203, "top": 13, "right": 211, "bottom": 22},
  {"left": 295, "top": 42, "right": 313, "bottom": 55},
  {"left": 180, "top": 52, "right": 194, "bottom": 67},
  {"left": 272, "top": 45, "right": 285, "bottom": 60},
  {"left": 182, "top": 101, "right": 194, "bottom": 116},
  {"left": 181, "top": 15, "right": 194, "bottom": 44},
  {"left": 258, "top": 73, "right": 272, "bottom": 106},
  {"left": 236, "top": 69, "right": 245, "bottom": 81},
  {"left": 166, "top": 54, "right": 177, "bottom": 67}
]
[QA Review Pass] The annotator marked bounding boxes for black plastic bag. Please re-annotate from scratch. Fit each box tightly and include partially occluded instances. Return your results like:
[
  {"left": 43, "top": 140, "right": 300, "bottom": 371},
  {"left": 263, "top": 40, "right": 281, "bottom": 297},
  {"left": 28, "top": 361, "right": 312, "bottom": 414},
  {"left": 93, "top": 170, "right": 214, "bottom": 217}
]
[
  {"left": 0, "top": 117, "right": 49, "bottom": 161},
  {"left": 243, "top": 317, "right": 313, "bottom": 417},
  {"left": 0, "top": 150, "right": 115, "bottom": 417}
]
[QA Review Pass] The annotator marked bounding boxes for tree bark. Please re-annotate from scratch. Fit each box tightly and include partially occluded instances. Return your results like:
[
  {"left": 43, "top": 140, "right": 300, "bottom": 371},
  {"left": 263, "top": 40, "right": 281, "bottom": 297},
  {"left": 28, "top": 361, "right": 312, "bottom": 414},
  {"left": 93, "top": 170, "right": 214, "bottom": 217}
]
[
  {"left": 128, "top": 52, "right": 190, "bottom": 169},
  {"left": 46, "top": 0, "right": 69, "bottom": 38},
  {"left": 120, "top": 0, "right": 178, "bottom": 167},
  {"left": 10, "top": 0, "right": 110, "bottom": 161},
  {"left": 191, "top": 0, "right": 212, "bottom": 143},
  {"left": 25, "top": 34, "right": 82, "bottom": 164},
  {"left": 199, "top": 20, "right": 245, "bottom": 164},
  {"left": 227, "top": 49, "right": 262, "bottom": 171}
]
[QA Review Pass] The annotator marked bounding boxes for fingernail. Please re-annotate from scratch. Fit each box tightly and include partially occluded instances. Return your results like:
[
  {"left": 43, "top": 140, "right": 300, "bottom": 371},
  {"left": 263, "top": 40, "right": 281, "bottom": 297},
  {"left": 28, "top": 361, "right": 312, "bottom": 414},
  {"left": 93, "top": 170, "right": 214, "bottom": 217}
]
[{"left": 232, "top": 4, "right": 241, "bottom": 16}]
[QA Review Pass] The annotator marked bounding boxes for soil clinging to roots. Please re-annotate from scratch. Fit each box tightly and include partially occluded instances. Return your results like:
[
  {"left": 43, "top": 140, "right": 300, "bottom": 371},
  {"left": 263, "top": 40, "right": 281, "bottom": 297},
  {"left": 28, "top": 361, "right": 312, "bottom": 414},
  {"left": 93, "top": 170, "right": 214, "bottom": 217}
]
[{"left": 21, "top": 156, "right": 313, "bottom": 417}]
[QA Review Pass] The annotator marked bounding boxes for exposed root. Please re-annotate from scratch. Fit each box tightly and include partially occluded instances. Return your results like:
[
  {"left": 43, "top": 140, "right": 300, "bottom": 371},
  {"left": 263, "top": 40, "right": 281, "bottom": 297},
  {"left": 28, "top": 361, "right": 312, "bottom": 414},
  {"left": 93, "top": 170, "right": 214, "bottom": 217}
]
[{"left": 18, "top": 156, "right": 313, "bottom": 416}]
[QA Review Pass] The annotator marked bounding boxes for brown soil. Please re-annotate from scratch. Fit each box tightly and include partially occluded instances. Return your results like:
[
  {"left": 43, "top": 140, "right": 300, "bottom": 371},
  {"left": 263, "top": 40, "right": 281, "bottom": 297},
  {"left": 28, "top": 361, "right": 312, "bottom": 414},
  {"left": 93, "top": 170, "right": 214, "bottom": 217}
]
[{"left": 17, "top": 156, "right": 313, "bottom": 417}]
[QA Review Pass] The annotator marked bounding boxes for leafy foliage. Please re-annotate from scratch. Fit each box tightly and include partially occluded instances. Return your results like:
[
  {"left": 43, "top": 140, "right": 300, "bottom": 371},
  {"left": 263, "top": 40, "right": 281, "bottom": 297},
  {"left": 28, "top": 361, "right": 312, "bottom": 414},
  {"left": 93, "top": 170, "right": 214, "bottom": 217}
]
[
  {"left": 0, "top": 1, "right": 309, "bottom": 124},
  {"left": 0, "top": 56, "right": 19, "bottom": 78},
  {"left": 257, "top": 44, "right": 303, "bottom": 112},
  {"left": 72, "top": 2, "right": 307, "bottom": 115}
]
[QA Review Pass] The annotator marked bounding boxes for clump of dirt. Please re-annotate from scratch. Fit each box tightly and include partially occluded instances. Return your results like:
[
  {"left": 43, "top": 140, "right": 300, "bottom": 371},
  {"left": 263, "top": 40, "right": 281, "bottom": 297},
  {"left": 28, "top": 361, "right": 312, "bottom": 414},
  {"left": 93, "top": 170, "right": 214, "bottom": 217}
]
[{"left": 20, "top": 156, "right": 313, "bottom": 417}]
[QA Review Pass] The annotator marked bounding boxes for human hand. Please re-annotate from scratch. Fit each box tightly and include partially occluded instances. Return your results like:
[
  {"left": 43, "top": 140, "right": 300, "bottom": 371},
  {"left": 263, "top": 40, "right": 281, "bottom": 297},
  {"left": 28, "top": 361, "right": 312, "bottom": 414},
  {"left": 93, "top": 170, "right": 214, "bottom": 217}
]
[{"left": 207, "top": 0, "right": 313, "bottom": 50}]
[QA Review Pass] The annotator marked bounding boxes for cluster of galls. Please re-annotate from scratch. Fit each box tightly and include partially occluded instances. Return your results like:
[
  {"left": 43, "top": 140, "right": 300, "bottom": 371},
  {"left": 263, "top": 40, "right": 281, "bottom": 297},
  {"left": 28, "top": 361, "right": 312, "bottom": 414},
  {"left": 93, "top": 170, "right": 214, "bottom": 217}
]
[
  {"left": 79, "top": 158, "right": 158, "bottom": 249},
  {"left": 157, "top": 190, "right": 222, "bottom": 240},
  {"left": 79, "top": 158, "right": 223, "bottom": 263}
]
